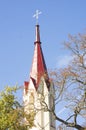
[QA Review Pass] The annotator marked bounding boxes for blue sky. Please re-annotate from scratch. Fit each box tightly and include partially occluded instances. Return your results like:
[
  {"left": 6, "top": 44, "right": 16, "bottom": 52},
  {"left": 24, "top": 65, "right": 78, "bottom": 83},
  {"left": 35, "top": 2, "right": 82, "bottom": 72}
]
[
  {"left": 0, "top": 0, "right": 86, "bottom": 90},
  {"left": 0, "top": 0, "right": 86, "bottom": 127}
]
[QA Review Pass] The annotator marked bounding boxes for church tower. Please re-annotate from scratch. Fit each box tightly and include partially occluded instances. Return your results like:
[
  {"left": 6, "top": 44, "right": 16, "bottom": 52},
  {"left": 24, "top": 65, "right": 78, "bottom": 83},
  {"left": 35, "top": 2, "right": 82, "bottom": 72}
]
[{"left": 23, "top": 23, "right": 56, "bottom": 130}]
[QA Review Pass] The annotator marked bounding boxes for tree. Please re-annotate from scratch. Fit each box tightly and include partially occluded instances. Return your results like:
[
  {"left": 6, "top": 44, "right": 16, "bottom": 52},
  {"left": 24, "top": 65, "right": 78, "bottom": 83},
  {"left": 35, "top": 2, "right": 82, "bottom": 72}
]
[
  {"left": 48, "top": 33, "right": 86, "bottom": 130},
  {"left": 30, "top": 33, "right": 86, "bottom": 130},
  {"left": 0, "top": 86, "right": 34, "bottom": 130}
]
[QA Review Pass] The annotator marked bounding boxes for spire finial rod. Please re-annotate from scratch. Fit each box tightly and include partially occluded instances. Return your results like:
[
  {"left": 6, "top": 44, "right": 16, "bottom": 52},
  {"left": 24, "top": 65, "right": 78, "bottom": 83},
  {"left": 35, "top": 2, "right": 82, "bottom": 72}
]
[{"left": 33, "top": 10, "right": 42, "bottom": 24}]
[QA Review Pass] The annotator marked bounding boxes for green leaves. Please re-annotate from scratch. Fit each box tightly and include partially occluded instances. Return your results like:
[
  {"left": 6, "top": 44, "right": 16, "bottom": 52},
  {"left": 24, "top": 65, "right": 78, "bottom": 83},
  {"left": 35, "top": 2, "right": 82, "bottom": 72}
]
[{"left": 0, "top": 86, "right": 34, "bottom": 130}]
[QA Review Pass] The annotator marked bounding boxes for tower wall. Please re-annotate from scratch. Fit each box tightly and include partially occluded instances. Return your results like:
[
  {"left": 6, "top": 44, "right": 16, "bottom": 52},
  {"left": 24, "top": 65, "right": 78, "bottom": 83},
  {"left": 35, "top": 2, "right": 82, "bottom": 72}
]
[{"left": 23, "top": 78, "right": 56, "bottom": 130}]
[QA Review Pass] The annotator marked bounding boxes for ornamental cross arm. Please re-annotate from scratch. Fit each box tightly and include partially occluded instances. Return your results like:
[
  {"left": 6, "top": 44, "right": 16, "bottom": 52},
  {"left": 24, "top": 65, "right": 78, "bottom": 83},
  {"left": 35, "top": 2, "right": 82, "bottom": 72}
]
[{"left": 33, "top": 10, "right": 42, "bottom": 24}]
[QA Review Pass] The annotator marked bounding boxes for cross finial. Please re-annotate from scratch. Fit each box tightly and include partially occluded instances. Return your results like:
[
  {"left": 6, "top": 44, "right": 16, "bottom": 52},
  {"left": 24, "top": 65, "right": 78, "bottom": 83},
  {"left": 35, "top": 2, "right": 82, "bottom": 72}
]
[{"left": 33, "top": 10, "right": 42, "bottom": 24}]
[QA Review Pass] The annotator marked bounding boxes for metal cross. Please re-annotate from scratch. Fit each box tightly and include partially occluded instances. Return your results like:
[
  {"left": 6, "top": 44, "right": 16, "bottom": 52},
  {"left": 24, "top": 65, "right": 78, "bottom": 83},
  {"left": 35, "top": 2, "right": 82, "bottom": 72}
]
[{"left": 33, "top": 10, "right": 42, "bottom": 24}]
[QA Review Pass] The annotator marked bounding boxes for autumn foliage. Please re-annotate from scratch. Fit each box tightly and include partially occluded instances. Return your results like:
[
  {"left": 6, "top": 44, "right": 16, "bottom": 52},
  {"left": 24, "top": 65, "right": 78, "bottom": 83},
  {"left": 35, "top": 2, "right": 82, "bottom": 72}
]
[{"left": 50, "top": 33, "right": 86, "bottom": 130}]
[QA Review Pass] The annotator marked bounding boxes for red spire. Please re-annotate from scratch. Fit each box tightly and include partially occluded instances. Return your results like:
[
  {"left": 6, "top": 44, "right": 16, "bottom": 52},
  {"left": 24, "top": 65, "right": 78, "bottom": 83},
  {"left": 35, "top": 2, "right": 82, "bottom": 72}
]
[
  {"left": 30, "top": 24, "right": 48, "bottom": 90},
  {"left": 35, "top": 25, "right": 40, "bottom": 43}
]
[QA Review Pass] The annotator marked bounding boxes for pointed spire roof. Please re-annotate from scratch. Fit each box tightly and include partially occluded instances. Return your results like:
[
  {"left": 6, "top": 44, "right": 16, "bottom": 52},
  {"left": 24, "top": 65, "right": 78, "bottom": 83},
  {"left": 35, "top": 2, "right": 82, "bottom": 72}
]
[
  {"left": 24, "top": 24, "right": 50, "bottom": 93},
  {"left": 29, "top": 24, "right": 48, "bottom": 90}
]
